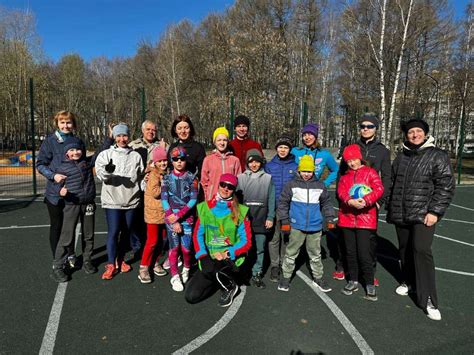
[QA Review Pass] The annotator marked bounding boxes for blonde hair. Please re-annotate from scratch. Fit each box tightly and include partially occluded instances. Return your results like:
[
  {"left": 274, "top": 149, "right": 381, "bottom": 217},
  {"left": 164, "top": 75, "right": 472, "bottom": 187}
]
[{"left": 53, "top": 110, "right": 77, "bottom": 129}]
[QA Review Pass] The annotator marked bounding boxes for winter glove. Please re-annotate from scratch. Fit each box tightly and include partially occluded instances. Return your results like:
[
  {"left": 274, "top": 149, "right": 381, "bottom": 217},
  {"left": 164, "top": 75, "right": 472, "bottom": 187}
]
[
  {"left": 326, "top": 218, "right": 337, "bottom": 230},
  {"left": 280, "top": 223, "right": 291, "bottom": 236},
  {"left": 105, "top": 158, "right": 115, "bottom": 173}
]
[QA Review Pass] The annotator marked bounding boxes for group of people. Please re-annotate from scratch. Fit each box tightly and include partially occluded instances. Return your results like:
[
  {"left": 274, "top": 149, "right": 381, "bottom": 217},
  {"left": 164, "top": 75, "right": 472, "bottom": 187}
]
[{"left": 37, "top": 110, "right": 455, "bottom": 320}]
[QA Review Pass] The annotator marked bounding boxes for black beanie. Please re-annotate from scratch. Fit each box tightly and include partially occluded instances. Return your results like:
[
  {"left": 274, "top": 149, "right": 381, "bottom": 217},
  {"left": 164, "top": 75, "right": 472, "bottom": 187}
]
[
  {"left": 246, "top": 148, "right": 264, "bottom": 165},
  {"left": 275, "top": 134, "right": 293, "bottom": 149},
  {"left": 63, "top": 137, "right": 84, "bottom": 153},
  {"left": 234, "top": 115, "right": 250, "bottom": 128},
  {"left": 401, "top": 118, "right": 429, "bottom": 135},
  {"left": 358, "top": 112, "right": 379, "bottom": 129}
]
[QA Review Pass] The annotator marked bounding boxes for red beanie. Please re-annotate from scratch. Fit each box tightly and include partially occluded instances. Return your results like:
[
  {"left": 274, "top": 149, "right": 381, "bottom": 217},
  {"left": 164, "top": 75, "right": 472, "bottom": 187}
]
[
  {"left": 219, "top": 173, "right": 238, "bottom": 187},
  {"left": 342, "top": 144, "right": 362, "bottom": 162}
]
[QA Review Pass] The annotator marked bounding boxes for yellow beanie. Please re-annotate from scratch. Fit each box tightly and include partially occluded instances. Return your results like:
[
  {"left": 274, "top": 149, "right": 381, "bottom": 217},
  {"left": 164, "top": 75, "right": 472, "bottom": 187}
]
[
  {"left": 298, "top": 155, "right": 315, "bottom": 172},
  {"left": 213, "top": 126, "right": 229, "bottom": 142}
]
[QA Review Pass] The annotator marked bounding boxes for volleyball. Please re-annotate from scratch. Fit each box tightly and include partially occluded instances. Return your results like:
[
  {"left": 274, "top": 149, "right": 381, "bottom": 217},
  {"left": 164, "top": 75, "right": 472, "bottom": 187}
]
[{"left": 349, "top": 184, "right": 372, "bottom": 199}]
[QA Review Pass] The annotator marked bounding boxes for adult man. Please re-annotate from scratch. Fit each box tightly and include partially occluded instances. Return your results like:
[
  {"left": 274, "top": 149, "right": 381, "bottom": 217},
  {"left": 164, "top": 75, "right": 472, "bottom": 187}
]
[
  {"left": 334, "top": 112, "right": 391, "bottom": 283},
  {"left": 229, "top": 115, "right": 263, "bottom": 169},
  {"left": 129, "top": 120, "right": 167, "bottom": 166}
]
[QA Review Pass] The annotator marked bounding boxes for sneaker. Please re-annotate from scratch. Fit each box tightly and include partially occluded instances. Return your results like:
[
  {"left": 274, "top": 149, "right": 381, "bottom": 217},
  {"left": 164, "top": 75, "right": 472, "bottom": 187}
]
[
  {"left": 51, "top": 267, "right": 69, "bottom": 283},
  {"left": 116, "top": 260, "right": 132, "bottom": 273},
  {"left": 426, "top": 297, "right": 441, "bottom": 321},
  {"left": 83, "top": 260, "right": 98, "bottom": 274},
  {"left": 163, "top": 257, "right": 170, "bottom": 270},
  {"left": 332, "top": 270, "right": 345, "bottom": 281},
  {"left": 102, "top": 264, "right": 117, "bottom": 280},
  {"left": 153, "top": 263, "right": 168, "bottom": 277},
  {"left": 269, "top": 267, "right": 279, "bottom": 283},
  {"left": 67, "top": 254, "right": 78, "bottom": 269},
  {"left": 138, "top": 266, "right": 152, "bottom": 284},
  {"left": 374, "top": 278, "right": 379, "bottom": 287},
  {"left": 181, "top": 267, "right": 190, "bottom": 284},
  {"left": 277, "top": 277, "right": 290, "bottom": 292},
  {"left": 395, "top": 283, "right": 411, "bottom": 296},
  {"left": 251, "top": 273, "right": 266, "bottom": 289},
  {"left": 342, "top": 281, "right": 359, "bottom": 295},
  {"left": 170, "top": 274, "right": 184, "bottom": 292},
  {"left": 313, "top": 278, "right": 332, "bottom": 292},
  {"left": 364, "top": 285, "right": 378, "bottom": 301},
  {"left": 218, "top": 282, "right": 239, "bottom": 307}
]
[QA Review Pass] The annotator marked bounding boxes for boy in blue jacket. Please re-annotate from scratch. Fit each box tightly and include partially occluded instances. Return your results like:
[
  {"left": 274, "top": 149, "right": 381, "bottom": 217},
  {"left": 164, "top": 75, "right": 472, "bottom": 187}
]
[
  {"left": 276, "top": 155, "right": 336, "bottom": 292},
  {"left": 264, "top": 134, "right": 298, "bottom": 282},
  {"left": 51, "top": 138, "right": 97, "bottom": 282}
]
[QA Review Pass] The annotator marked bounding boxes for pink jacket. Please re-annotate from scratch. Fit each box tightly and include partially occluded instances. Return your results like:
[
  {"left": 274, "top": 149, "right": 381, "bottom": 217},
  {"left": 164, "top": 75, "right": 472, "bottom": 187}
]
[{"left": 201, "top": 150, "right": 242, "bottom": 201}]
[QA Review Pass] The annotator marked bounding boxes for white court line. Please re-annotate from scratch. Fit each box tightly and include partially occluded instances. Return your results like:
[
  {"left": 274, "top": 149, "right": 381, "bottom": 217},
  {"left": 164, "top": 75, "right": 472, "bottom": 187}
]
[
  {"left": 172, "top": 286, "right": 247, "bottom": 355},
  {"left": 434, "top": 234, "right": 474, "bottom": 247},
  {"left": 441, "top": 218, "right": 474, "bottom": 225},
  {"left": 296, "top": 271, "right": 374, "bottom": 355},
  {"left": 0, "top": 224, "right": 49, "bottom": 230},
  {"left": 39, "top": 224, "right": 80, "bottom": 354},
  {"left": 449, "top": 203, "right": 474, "bottom": 212}
]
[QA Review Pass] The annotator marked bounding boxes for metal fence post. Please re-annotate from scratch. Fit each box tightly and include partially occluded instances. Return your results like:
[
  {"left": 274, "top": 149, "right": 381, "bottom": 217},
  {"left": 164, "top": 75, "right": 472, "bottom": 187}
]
[
  {"left": 229, "top": 96, "right": 234, "bottom": 140},
  {"left": 30, "top": 77, "right": 37, "bottom": 196},
  {"left": 141, "top": 87, "right": 146, "bottom": 123}
]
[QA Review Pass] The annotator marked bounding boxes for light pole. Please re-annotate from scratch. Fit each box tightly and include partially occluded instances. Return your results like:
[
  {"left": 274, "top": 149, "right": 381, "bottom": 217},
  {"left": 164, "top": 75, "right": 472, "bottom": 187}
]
[{"left": 424, "top": 72, "right": 440, "bottom": 136}]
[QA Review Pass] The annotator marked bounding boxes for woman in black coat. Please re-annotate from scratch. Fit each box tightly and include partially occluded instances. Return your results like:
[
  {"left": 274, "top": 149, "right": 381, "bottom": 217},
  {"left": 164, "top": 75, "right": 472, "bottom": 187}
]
[{"left": 387, "top": 118, "right": 455, "bottom": 321}]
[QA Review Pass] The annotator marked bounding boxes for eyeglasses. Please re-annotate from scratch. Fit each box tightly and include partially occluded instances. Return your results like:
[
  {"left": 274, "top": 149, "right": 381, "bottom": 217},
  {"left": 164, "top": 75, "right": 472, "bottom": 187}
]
[
  {"left": 171, "top": 157, "right": 186, "bottom": 162},
  {"left": 359, "top": 124, "right": 376, "bottom": 130},
  {"left": 219, "top": 182, "right": 236, "bottom": 191}
]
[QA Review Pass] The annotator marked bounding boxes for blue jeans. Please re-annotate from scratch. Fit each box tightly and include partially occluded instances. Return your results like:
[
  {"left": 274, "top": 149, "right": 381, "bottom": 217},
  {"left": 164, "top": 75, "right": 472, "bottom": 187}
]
[
  {"left": 104, "top": 208, "right": 137, "bottom": 264},
  {"left": 252, "top": 233, "right": 267, "bottom": 275}
]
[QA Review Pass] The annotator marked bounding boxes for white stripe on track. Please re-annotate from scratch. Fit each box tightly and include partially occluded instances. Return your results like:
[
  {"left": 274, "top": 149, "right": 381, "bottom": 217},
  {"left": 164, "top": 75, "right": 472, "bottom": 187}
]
[
  {"left": 39, "top": 224, "right": 80, "bottom": 354},
  {"left": 450, "top": 203, "right": 474, "bottom": 211},
  {"left": 435, "top": 234, "right": 474, "bottom": 247},
  {"left": 296, "top": 271, "right": 374, "bottom": 355},
  {"left": 172, "top": 286, "right": 247, "bottom": 355},
  {"left": 441, "top": 218, "right": 474, "bottom": 225},
  {"left": 0, "top": 224, "right": 49, "bottom": 230}
]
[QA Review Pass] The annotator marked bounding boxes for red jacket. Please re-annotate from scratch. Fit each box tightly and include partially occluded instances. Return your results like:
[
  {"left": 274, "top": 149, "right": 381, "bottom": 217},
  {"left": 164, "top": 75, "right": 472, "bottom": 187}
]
[
  {"left": 229, "top": 137, "right": 263, "bottom": 169},
  {"left": 337, "top": 165, "right": 384, "bottom": 229}
]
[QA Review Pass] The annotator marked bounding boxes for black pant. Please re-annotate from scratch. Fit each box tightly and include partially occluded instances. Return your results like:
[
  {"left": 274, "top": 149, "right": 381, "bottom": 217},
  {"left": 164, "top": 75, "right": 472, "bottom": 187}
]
[
  {"left": 341, "top": 228, "right": 375, "bottom": 285},
  {"left": 185, "top": 258, "right": 236, "bottom": 304},
  {"left": 396, "top": 224, "right": 437, "bottom": 309},
  {"left": 46, "top": 199, "right": 65, "bottom": 257}
]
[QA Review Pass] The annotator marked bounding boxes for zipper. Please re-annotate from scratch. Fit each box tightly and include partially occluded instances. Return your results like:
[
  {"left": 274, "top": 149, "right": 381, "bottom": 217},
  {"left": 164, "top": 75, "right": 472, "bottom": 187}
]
[
  {"left": 401, "top": 155, "right": 414, "bottom": 221},
  {"left": 353, "top": 169, "right": 358, "bottom": 228},
  {"left": 305, "top": 180, "right": 310, "bottom": 229}
]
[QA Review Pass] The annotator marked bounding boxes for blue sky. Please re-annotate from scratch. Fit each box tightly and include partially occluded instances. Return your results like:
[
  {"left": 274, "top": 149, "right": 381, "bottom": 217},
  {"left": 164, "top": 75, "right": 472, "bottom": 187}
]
[{"left": 1, "top": 0, "right": 471, "bottom": 62}]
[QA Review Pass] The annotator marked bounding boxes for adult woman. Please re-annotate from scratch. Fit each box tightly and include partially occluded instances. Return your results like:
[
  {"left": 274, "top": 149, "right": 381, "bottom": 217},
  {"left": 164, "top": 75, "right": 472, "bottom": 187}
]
[
  {"left": 185, "top": 174, "right": 251, "bottom": 307},
  {"left": 37, "top": 110, "right": 85, "bottom": 263},
  {"left": 95, "top": 123, "right": 145, "bottom": 280},
  {"left": 168, "top": 115, "right": 206, "bottom": 179},
  {"left": 387, "top": 118, "right": 455, "bottom": 321}
]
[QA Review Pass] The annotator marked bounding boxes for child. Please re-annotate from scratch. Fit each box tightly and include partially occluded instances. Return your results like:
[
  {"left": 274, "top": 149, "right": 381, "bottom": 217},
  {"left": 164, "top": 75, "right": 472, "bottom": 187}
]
[
  {"left": 337, "top": 144, "right": 384, "bottom": 301},
  {"left": 95, "top": 123, "right": 144, "bottom": 280},
  {"left": 138, "top": 146, "right": 169, "bottom": 283},
  {"left": 264, "top": 134, "right": 298, "bottom": 282},
  {"left": 277, "top": 155, "right": 336, "bottom": 292},
  {"left": 201, "top": 126, "right": 242, "bottom": 201},
  {"left": 51, "top": 137, "right": 97, "bottom": 282},
  {"left": 237, "top": 149, "right": 275, "bottom": 289},
  {"left": 161, "top": 146, "right": 199, "bottom": 291}
]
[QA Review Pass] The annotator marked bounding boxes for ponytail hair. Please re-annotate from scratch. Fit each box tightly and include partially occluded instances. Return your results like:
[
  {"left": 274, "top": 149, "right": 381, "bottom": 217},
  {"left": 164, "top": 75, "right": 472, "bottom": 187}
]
[{"left": 230, "top": 195, "right": 241, "bottom": 225}]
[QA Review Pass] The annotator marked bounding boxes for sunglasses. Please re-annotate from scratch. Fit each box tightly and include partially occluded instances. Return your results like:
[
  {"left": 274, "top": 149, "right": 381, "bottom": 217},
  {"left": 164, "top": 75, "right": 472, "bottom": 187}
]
[
  {"left": 359, "top": 124, "right": 376, "bottom": 129},
  {"left": 219, "top": 182, "right": 236, "bottom": 191},
  {"left": 171, "top": 157, "right": 186, "bottom": 162}
]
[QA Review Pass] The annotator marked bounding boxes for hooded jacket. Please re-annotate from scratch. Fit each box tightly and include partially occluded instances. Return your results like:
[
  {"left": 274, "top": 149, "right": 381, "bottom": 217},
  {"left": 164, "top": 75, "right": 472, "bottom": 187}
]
[
  {"left": 95, "top": 145, "right": 144, "bottom": 209},
  {"left": 290, "top": 146, "right": 339, "bottom": 187},
  {"left": 264, "top": 153, "right": 298, "bottom": 206},
  {"left": 337, "top": 165, "right": 384, "bottom": 229},
  {"left": 200, "top": 150, "right": 242, "bottom": 201},
  {"left": 387, "top": 136, "right": 455, "bottom": 225}
]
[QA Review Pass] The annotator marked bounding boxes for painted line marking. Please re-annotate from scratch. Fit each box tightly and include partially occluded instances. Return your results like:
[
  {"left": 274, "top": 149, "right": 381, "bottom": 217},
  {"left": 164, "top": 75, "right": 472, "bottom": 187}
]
[
  {"left": 296, "top": 271, "right": 374, "bottom": 355},
  {"left": 434, "top": 234, "right": 474, "bottom": 247},
  {"left": 0, "top": 224, "right": 50, "bottom": 230},
  {"left": 441, "top": 218, "right": 474, "bottom": 225},
  {"left": 450, "top": 203, "right": 474, "bottom": 211},
  {"left": 172, "top": 286, "right": 247, "bottom": 355},
  {"left": 39, "top": 224, "right": 80, "bottom": 354}
]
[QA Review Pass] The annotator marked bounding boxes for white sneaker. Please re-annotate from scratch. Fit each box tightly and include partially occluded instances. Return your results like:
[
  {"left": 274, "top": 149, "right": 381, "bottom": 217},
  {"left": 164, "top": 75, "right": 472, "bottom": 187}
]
[
  {"left": 181, "top": 267, "right": 190, "bottom": 284},
  {"left": 170, "top": 274, "right": 184, "bottom": 292},
  {"left": 395, "top": 283, "right": 410, "bottom": 296},
  {"left": 426, "top": 297, "right": 441, "bottom": 321}
]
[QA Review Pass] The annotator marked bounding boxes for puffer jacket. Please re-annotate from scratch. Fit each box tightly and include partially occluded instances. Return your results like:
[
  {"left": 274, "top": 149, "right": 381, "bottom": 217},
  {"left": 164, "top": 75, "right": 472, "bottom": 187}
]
[
  {"left": 264, "top": 153, "right": 298, "bottom": 205},
  {"left": 200, "top": 150, "right": 242, "bottom": 201},
  {"left": 54, "top": 158, "right": 96, "bottom": 205},
  {"left": 144, "top": 166, "right": 166, "bottom": 224},
  {"left": 37, "top": 131, "right": 85, "bottom": 205},
  {"left": 337, "top": 165, "right": 384, "bottom": 229},
  {"left": 387, "top": 136, "right": 455, "bottom": 225},
  {"left": 95, "top": 145, "right": 144, "bottom": 209}
]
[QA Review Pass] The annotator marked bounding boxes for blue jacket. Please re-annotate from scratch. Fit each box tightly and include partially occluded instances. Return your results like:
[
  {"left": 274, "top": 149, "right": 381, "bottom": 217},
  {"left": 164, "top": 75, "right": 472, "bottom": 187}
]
[
  {"left": 290, "top": 146, "right": 339, "bottom": 187},
  {"left": 37, "top": 132, "right": 85, "bottom": 205},
  {"left": 277, "top": 174, "right": 335, "bottom": 232},
  {"left": 264, "top": 154, "right": 298, "bottom": 206}
]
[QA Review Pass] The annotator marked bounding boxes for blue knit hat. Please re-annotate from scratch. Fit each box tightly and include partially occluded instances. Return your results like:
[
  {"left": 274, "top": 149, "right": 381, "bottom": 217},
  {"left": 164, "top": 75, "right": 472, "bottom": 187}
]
[
  {"left": 63, "top": 137, "right": 84, "bottom": 154},
  {"left": 112, "top": 124, "right": 130, "bottom": 138}
]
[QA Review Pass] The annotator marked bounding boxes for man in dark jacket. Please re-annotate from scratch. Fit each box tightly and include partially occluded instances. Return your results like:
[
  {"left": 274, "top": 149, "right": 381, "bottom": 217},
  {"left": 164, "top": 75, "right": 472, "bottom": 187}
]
[{"left": 387, "top": 118, "right": 454, "bottom": 321}]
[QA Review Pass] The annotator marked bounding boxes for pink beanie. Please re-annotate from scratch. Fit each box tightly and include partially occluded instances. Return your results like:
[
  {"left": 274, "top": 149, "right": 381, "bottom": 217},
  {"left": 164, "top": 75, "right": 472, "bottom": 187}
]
[
  {"left": 152, "top": 147, "right": 167, "bottom": 162},
  {"left": 219, "top": 173, "right": 238, "bottom": 187}
]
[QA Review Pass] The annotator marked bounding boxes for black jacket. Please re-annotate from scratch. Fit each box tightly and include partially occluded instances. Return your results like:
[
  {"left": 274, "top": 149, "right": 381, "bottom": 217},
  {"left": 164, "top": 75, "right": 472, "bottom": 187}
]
[
  {"left": 387, "top": 136, "right": 455, "bottom": 225},
  {"left": 338, "top": 138, "right": 391, "bottom": 206}
]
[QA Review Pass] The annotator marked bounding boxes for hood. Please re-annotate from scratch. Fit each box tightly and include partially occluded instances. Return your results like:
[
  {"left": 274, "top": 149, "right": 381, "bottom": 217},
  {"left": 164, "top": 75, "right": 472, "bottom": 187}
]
[{"left": 402, "top": 135, "right": 435, "bottom": 152}]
